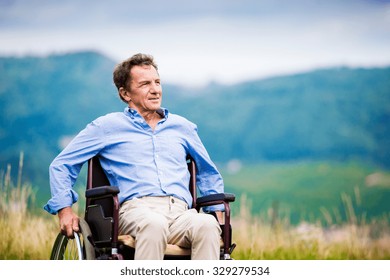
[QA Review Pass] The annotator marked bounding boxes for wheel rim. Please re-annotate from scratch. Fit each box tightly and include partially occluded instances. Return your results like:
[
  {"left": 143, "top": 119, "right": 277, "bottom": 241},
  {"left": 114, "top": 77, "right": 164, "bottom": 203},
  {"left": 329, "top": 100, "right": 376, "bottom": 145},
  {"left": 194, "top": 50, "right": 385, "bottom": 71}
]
[{"left": 50, "top": 218, "right": 95, "bottom": 260}]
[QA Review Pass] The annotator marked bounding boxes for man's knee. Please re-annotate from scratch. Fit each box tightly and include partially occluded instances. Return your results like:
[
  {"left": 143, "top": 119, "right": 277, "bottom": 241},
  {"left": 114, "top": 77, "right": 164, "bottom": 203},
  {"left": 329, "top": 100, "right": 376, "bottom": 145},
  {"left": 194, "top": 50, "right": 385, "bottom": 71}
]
[{"left": 193, "top": 213, "right": 221, "bottom": 236}]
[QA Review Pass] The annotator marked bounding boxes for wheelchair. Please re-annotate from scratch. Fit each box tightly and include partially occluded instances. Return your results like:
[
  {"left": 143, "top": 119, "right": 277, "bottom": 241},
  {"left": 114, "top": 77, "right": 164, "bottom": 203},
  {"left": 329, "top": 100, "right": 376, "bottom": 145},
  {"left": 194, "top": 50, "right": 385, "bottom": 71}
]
[{"left": 50, "top": 155, "right": 236, "bottom": 260}]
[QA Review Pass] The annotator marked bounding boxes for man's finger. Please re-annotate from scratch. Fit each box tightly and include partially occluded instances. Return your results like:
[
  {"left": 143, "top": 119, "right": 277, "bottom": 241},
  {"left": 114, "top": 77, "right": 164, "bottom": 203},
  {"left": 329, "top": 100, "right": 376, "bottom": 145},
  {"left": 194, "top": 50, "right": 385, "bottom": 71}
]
[{"left": 72, "top": 218, "right": 80, "bottom": 232}]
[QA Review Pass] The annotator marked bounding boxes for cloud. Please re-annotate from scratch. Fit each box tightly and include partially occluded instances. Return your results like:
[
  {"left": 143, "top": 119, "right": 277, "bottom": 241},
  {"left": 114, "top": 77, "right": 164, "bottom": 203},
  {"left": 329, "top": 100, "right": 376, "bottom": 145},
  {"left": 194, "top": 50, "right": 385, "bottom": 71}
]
[{"left": 1, "top": 0, "right": 389, "bottom": 86}]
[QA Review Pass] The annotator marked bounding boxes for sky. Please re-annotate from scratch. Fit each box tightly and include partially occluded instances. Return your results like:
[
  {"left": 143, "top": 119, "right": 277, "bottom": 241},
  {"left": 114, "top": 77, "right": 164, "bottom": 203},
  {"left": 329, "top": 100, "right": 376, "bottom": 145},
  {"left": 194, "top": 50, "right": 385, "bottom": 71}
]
[{"left": 1, "top": 0, "right": 390, "bottom": 87}]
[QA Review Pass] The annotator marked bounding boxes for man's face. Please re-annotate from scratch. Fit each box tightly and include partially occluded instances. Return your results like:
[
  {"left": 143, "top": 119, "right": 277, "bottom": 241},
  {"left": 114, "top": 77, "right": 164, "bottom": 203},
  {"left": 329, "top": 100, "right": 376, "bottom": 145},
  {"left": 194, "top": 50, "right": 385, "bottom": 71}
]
[{"left": 126, "top": 65, "right": 162, "bottom": 114}]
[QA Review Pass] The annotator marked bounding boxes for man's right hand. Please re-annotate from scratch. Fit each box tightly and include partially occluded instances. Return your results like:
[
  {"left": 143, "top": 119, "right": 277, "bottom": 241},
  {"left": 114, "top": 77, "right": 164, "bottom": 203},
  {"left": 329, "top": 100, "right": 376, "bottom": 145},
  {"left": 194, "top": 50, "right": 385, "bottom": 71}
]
[{"left": 58, "top": 206, "right": 80, "bottom": 238}]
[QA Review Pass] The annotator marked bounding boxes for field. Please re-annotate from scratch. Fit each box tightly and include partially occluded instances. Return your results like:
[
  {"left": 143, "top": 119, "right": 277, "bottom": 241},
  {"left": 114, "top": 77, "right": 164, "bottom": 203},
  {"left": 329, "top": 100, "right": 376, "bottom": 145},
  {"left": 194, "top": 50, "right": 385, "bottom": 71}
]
[
  {"left": 221, "top": 160, "right": 390, "bottom": 225},
  {"left": 232, "top": 194, "right": 390, "bottom": 259},
  {"left": 1, "top": 158, "right": 390, "bottom": 260}
]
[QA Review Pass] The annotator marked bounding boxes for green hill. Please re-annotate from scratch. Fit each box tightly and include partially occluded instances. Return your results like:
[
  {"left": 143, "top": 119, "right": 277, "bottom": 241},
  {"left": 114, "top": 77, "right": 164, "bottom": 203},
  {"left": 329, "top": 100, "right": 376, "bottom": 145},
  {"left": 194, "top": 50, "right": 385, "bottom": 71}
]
[
  {"left": 166, "top": 67, "right": 390, "bottom": 167},
  {"left": 221, "top": 160, "right": 390, "bottom": 224},
  {"left": 0, "top": 51, "right": 121, "bottom": 186}
]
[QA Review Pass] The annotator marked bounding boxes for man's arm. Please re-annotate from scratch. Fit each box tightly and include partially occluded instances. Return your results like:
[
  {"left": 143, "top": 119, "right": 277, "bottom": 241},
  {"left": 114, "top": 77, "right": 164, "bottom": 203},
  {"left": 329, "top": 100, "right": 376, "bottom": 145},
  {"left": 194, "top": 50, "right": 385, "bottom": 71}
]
[
  {"left": 44, "top": 118, "right": 106, "bottom": 215},
  {"left": 185, "top": 122, "right": 225, "bottom": 212}
]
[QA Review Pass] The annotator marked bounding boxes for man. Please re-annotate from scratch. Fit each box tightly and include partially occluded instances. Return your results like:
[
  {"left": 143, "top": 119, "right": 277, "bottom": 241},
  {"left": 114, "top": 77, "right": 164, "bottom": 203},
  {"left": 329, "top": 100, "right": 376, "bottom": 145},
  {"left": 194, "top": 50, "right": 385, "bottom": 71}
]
[{"left": 44, "top": 53, "right": 224, "bottom": 260}]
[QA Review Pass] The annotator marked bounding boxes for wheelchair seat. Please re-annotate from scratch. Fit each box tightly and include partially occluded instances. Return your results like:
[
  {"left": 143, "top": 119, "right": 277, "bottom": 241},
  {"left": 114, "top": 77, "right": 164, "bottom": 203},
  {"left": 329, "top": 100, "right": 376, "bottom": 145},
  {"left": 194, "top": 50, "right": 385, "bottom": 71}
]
[
  {"left": 50, "top": 155, "right": 236, "bottom": 260},
  {"left": 118, "top": 234, "right": 191, "bottom": 257}
]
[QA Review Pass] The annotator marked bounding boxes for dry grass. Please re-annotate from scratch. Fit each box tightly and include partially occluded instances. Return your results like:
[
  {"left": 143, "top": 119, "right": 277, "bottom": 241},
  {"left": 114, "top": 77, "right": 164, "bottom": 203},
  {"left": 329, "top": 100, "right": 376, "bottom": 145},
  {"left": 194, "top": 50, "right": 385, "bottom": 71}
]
[
  {"left": 0, "top": 153, "right": 58, "bottom": 260},
  {"left": 1, "top": 154, "right": 389, "bottom": 260},
  {"left": 230, "top": 194, "right": 390, "bottom": 259}
]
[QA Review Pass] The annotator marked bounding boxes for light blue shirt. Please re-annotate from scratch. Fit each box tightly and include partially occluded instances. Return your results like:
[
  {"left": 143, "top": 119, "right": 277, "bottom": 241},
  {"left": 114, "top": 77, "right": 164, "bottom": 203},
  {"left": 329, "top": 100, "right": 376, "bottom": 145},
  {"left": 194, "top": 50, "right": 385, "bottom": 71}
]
[{"left": 44, "top": 107, "right": 224, "bottom": 214}]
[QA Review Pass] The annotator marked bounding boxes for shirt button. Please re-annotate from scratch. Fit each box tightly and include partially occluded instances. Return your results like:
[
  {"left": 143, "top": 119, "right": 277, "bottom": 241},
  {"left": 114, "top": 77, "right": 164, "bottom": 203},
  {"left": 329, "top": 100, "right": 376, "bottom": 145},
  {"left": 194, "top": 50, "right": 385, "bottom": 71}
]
[{"left": 171, "top": 198, "right": 175, "bottom": 203}]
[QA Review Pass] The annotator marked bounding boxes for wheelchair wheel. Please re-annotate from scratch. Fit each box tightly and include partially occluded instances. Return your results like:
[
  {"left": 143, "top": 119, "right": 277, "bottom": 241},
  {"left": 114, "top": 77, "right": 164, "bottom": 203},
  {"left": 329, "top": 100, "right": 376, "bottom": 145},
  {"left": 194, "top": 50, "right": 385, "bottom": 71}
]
[{"left": 50, "top": 218, "right": 95, "bottom": 260}]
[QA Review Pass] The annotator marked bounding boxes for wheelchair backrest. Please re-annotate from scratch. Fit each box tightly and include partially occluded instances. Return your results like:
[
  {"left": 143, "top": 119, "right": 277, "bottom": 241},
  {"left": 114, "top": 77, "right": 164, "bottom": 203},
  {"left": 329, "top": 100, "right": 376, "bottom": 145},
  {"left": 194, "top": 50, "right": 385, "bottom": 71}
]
[{"left": 86, "top": 155, "right": 198, "bottom": 207}]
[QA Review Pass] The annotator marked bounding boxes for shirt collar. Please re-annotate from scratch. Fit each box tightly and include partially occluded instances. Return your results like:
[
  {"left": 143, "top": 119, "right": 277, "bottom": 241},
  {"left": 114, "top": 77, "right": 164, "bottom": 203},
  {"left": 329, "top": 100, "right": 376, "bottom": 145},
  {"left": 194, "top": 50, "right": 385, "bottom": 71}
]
[{"left": 124, "top": 107, "right": 169, "bottom": 120}]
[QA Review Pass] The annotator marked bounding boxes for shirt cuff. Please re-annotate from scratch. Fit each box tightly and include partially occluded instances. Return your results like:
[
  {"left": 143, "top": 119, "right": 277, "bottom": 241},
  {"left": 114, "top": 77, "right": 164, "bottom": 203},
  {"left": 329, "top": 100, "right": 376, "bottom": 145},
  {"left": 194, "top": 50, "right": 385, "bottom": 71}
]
[
  {"left": 202, "top": 203, "right": 225, "bottom": 213},
  {"left": 43, "top": 189, "right": 79, "bottom": 215}
]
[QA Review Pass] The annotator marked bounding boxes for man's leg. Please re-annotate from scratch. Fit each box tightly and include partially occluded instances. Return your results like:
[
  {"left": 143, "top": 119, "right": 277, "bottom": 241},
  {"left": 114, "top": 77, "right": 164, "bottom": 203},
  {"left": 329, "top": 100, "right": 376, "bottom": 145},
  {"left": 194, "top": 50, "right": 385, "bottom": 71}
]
[
  {"left": 119, "top": 198, "right": 169, "bottom": 260},
  {"left": 168, "top": 208, "right": 222, "bottom": 260}
]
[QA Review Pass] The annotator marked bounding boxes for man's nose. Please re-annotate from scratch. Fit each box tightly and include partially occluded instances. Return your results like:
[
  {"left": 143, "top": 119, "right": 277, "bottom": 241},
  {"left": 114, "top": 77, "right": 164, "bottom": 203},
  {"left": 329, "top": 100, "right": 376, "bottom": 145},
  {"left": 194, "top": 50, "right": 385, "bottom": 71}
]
[{"left": 150, "top": 82, "right": 160, "bottom": 93}]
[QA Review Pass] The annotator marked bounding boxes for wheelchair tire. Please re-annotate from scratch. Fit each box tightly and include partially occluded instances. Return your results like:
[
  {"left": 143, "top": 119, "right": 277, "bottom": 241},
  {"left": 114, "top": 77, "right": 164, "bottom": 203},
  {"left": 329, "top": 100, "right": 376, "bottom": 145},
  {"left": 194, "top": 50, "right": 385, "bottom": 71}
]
[{"left": 50, "top": 218, "right": 95, "bottom": 260}]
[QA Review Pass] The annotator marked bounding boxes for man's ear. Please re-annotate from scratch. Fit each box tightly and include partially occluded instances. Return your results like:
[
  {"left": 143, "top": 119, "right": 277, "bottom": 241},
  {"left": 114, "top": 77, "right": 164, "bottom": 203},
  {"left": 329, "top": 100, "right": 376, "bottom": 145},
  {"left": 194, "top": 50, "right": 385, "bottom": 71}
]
[{"left": 119, "top": 87, "right": 131, "bottom": 102}]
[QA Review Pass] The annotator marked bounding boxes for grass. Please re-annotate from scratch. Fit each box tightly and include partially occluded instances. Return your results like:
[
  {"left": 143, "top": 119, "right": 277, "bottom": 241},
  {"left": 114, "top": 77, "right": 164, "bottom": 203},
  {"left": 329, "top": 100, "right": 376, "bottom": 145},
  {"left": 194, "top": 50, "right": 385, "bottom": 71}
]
[
  {"left": 1, "top": 154, "right": 389, "bottom": 260},
  {"left": 230, "top": 194, "right": 390, "bottom": 259},
  {"left": 0, "top": 153, "right": 58, "bottom": 259}
]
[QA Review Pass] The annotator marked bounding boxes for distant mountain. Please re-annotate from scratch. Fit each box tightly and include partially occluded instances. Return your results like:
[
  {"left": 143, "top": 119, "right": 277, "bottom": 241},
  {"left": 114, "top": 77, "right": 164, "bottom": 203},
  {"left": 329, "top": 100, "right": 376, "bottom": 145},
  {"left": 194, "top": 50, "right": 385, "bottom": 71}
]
[
  {"left": 165, "top": 66, "right": 390, "bottom": 167},
  {"left": 1, "top": 51, "right": 389, "bottom": 198},
  {"left": 0, "top": 51, "right": 120, "bottom": 188},
  {"left": 186, "top": 68, "right": 390, "bottom": 223}
]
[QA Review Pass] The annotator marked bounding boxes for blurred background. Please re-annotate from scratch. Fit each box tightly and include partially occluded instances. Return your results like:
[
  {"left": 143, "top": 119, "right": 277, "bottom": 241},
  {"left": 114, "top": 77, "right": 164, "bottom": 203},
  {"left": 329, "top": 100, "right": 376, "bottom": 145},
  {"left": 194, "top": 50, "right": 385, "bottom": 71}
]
[{"left": 1, "top": 0, "right": 390, "bottom": 227}]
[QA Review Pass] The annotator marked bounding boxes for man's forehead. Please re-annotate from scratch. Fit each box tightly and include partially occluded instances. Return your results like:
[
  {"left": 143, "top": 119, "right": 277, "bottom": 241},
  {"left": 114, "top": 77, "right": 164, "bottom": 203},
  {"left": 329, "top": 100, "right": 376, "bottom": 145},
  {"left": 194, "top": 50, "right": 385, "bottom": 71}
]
[
  {"left": 131, "top": 64, "right": 158, "bottom": 76},
  {"left": 131, "top": 64, "right": 157, "bottom": 72}
]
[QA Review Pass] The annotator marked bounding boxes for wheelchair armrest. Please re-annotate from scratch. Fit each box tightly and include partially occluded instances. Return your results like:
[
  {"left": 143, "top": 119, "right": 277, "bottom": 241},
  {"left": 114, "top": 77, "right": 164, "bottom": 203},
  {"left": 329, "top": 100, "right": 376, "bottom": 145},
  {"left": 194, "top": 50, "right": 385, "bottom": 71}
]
[
  {"left": 85, "top": 186, "right": 120, "bottom": 199},
  {"left": 196, "top": 193, "right": 235, "bottom": 206}
]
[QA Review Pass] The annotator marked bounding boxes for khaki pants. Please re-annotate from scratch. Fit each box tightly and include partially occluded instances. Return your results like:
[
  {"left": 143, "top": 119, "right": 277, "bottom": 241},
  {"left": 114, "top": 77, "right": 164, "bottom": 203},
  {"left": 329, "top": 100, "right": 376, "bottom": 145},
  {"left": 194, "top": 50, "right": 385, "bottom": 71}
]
[{"left": 118, "top": 196, "right": 221, "bottom": 260}]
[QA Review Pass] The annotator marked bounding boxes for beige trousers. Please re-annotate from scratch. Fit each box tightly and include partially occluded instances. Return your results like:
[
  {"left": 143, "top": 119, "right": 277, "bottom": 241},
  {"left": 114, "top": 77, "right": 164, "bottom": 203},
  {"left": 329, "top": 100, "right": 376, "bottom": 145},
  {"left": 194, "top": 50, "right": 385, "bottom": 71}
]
[{"left": 118, "top": 196, "right": 221, "bottom": 260}]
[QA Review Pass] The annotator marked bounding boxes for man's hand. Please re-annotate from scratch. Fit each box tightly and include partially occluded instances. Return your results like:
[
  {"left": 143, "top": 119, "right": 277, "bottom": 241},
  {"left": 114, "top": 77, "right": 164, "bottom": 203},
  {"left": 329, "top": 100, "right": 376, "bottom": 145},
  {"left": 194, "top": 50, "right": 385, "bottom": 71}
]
[
  {"left": 215, "top": 211, "right": 224, "bottom": 225},
  {"left": 58, "top": 206, "right": 80, "bottom": 238}
]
